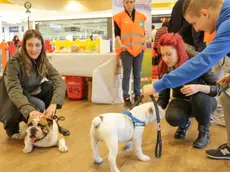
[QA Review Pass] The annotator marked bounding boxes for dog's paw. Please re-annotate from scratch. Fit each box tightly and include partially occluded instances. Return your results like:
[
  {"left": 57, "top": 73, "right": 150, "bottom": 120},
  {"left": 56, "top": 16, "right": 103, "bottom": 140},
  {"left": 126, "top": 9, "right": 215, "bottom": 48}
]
[
  {"left": 138, "top": 155, "right": 151, "bottom": 161},
  {"left": 12, "top": 133, "right": 25, "bottom": 140},
  {"left": 94, "top": 157, "right": 103, "bottom": 164},
  {"left": 59, "top": 145, "right": 68, "bottom": 153},
  {"left": 23, "top": 146, "right": 33, "bottom": 154}
]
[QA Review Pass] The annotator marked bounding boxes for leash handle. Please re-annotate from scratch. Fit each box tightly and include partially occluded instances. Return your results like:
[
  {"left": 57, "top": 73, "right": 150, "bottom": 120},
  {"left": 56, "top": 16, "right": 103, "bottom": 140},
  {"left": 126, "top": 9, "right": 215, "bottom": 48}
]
[
  {"left": 155, "top": 130, "right": 162, "bottom": 158},
  {"left": 150, "top": 95, "right": 162, "bottom": 158},
  {"left": 53, "top": 115, "right": 65, "bottom": 128}
]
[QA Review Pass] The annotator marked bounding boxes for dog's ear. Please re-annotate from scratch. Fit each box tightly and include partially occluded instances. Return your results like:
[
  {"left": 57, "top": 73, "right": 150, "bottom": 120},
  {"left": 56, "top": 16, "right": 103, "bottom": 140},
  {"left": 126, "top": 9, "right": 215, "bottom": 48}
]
[
  {"left": 27, "top": 117, "right": 33, "bottom": 124},
  {"left": 148, "top": 107, "right": 153, "bottom": 114},
  {"left": 43, "top": 109, "right": 48, "bottom": 116}
]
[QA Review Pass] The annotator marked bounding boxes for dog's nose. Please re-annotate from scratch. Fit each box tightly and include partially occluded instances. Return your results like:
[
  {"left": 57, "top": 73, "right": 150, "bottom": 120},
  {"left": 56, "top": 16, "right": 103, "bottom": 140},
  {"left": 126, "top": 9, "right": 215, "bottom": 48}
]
[{"left": 30, "top": 127, "right": 37, "bottom": 136}]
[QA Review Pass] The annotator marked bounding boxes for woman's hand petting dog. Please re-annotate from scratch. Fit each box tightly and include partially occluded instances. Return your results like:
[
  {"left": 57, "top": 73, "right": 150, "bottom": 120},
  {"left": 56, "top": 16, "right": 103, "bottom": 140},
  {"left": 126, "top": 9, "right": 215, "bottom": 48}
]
[
  {"left": 29, "top": 105, "right": 56, "bottom": 119},
  {"left": 29, "top": 111, "right": 44, "bottom": 118},
  {"left": 45, "top": 104, "right": 57, "bottom": 118}
]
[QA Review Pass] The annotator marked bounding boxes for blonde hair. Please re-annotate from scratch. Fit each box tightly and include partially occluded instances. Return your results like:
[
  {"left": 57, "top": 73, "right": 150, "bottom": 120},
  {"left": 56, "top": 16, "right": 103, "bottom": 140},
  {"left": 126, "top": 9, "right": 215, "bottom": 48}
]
[{"left": 182, "top": 0, "right": 222, "bottom": 17}]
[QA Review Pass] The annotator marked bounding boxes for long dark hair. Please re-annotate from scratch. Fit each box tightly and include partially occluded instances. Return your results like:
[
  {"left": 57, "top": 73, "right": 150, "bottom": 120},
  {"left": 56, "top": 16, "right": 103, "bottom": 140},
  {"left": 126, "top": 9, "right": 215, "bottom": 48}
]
[
  {"left": 20, "top": 29, "right": 47, "bottom": 76},
  {"left": 13, "top": 35, "right": 19, "bottom": 44}
]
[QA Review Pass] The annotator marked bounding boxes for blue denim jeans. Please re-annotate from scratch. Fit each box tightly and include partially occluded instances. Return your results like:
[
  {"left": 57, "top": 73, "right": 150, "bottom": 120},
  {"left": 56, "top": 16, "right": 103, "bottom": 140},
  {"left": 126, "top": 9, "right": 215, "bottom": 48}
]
[
  {"left": 28, "top": 81, "right": 53, "bottom": 112},
  {"left": 120, "top": 50, "right": 144, "bottom": 99}
]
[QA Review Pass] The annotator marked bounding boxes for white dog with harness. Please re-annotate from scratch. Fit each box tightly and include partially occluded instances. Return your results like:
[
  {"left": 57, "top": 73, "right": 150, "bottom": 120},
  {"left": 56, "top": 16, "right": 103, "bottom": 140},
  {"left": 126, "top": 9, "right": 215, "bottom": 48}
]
[{"left": 90, "top": 102, "right": 164, "bottom": 172}]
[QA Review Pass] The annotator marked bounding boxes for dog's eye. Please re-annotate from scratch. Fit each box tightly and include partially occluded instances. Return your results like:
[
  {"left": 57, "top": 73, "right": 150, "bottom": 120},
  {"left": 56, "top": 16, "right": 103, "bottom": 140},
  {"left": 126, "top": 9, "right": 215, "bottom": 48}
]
[
  {"left": 27, "top": 122, "right": 33, "bottom": 127},
  {"left": 38, "top": 123, "right": 44, "bottom": 128}
]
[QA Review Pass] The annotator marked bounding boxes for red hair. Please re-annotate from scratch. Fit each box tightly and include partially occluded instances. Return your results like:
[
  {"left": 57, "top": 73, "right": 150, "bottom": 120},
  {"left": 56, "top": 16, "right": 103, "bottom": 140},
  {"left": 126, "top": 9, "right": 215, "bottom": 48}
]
[{"left": 157, "top": 33, "right": 189, "bottom": 78}]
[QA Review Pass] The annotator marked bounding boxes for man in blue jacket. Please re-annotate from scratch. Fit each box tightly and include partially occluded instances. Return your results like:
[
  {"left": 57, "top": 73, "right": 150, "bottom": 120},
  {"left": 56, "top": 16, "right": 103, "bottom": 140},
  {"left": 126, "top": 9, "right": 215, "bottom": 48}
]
[{"left": 143, "top": 0, "right": 230, "bottom": 160}]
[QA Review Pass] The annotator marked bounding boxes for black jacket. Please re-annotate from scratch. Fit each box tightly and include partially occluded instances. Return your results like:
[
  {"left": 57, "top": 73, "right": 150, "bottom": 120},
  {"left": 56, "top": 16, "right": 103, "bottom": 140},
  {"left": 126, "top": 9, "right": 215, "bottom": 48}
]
[
  {"left": 167, "top": 0, "right": 206, "bottom": 51},
  {"left": 157, "top": 69, "right": 218, "bottom": 109}
]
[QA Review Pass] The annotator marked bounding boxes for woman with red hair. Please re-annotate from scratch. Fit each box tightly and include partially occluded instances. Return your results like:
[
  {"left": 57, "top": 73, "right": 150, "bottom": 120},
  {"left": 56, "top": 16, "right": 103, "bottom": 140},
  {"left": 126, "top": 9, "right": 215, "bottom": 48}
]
[{"left": 157, "top": 33, "right": 218, "bottom": 148}]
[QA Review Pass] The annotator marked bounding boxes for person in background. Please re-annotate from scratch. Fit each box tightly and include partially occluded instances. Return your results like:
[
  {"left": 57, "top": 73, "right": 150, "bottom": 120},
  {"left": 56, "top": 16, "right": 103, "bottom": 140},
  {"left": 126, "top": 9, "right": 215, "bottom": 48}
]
[
  {"left": 152, "top": 22, "right": 168, "bottom": 65},
  {"left": 90, "top": 35, "right": 93, "bottom": 41},
  {"left": 204, "top": 31, "right": 229, "bottom": 127},
  {"left": 168, "top": 0, "right": 206, "bottom": 54},
  {"left": 12, "top": 35, "right": 20, "bottom": 48},
  {"left": 151, "top": 24, "right": 157, "bottom": 42},
  {"left": 113, "top": 0, "right": 146, "bottom": 108}
]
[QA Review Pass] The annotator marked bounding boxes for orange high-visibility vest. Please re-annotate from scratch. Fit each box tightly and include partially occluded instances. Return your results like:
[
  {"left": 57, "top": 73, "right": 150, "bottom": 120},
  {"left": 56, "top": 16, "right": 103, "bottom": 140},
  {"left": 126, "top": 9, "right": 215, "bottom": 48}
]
[{"left": 113, "top": 11, "right": 146, "bottom": 57}]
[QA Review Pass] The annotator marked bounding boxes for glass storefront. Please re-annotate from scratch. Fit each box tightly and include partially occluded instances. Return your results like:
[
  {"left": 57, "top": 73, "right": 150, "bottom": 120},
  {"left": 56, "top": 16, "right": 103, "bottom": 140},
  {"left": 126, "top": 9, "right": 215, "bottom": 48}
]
[{"left": 36, "top": 18, "right": 109, "bottom": 41}]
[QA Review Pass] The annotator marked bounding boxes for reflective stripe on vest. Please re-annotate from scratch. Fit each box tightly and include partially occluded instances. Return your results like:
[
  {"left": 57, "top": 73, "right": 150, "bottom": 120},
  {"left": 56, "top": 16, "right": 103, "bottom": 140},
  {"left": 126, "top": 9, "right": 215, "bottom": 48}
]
[
  {"left": 120, "top": 33, "right": 145, "bottom": 40},
  {"left": 115, "top": 41, "right": 144, "bottom": 48}
]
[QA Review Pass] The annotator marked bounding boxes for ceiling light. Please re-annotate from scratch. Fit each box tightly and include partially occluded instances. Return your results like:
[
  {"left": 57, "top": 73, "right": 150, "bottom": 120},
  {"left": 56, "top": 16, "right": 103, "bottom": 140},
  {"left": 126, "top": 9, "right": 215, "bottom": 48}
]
[{"left": 66, "top": 1, "right": 83, "bottom": 10}]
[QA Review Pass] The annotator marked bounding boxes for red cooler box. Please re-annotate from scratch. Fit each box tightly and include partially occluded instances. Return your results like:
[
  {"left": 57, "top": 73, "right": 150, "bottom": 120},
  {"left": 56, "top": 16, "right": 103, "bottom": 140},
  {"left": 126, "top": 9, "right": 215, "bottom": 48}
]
[{"left": 65, "top": 76, "right": 86, "bottom": 99}]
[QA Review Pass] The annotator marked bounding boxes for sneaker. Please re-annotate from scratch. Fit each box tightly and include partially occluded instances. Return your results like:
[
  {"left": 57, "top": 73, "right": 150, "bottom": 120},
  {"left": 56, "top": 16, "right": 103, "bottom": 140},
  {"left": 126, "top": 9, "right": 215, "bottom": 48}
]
[
  {"left": 134, "top": 96, "right": 142, "bottom": 106},
  {"left": 206, "top": 143, "right": 230, "bottom": 160},
  {"left": 58, "top": 126, "right": 70, "bottom": 136},
  {"left": 174, "top": 120, "right": 191, "bottom": 139},
  {"left": 4, "top": 123, "right": 20, "bottom": 137},
  {"left": 124, "top": 98, "right": 132, "bottom": 108}
]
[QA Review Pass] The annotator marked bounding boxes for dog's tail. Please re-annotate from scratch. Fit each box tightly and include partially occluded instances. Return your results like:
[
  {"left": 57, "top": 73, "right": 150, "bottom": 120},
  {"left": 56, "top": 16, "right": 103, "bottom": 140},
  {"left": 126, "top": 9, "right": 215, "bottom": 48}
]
[{"left": 92, "top": 116, "right": 103, "bottom": 128}]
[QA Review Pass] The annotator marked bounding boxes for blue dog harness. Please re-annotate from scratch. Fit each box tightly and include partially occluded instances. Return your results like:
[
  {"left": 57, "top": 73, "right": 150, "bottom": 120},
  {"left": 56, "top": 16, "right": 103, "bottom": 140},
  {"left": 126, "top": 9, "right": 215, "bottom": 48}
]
[{"left": 123, "top": 110, "right": 145, "bottom": 127}]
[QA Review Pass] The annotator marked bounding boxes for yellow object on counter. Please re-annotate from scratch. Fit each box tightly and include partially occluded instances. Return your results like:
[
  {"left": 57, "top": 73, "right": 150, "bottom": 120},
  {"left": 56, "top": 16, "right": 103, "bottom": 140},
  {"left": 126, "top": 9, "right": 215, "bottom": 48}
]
[{"left": 51, "top": 39, "right": 98, "bottom": 53}]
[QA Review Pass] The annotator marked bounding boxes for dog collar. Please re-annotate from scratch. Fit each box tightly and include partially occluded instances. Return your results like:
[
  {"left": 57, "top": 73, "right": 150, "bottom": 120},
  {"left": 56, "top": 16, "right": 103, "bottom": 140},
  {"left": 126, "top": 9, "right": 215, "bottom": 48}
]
[{"left": 123, "top": 110, "right": 145, "bottom": 127}]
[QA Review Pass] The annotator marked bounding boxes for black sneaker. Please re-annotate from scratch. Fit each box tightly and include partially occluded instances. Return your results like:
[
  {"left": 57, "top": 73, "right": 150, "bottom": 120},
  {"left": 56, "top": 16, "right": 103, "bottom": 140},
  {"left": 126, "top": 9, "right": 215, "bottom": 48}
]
[
  {"left": 4, "top": 123, "right": 20, "bottom": 137},
  {"left": 58, "top": 126, "right": 70, "bottom": 136},
  {"left": 134, "top": 96, "right": 142, "bottom": 106},
  {"left": 206, "top": 143, "right": 230, "bottom": 160},
  {"left": 124, "top": 98, "right": 132, "bottom": 108},
  {"left": 174, "top": 120, "right": 191, "bottom": 139}
]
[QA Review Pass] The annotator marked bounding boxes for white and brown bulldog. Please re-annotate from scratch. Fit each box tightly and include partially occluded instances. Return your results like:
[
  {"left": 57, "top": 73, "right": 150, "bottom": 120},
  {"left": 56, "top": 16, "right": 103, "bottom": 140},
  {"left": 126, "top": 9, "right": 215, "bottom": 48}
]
[
  {"left": 90, "top": 102, "right": 165, "bottom": 172},
  {"left": 12, "top": 114, "right": 68, "bottom": 154}
]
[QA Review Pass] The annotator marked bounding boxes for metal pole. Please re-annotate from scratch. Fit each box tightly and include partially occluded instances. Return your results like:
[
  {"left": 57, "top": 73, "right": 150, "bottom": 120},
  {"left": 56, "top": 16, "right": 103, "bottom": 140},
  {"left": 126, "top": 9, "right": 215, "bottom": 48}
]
[{"left": 28, "top": 16, "right": 30, "bottom": 29}]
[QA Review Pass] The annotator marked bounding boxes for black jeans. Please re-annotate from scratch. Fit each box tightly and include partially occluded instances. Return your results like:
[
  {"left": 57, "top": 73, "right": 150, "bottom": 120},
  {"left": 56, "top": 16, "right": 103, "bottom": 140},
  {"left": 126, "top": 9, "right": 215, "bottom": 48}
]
[{"left": 165, "top": 93, "right": 217, "bottom": 127}]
